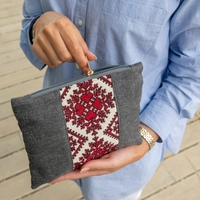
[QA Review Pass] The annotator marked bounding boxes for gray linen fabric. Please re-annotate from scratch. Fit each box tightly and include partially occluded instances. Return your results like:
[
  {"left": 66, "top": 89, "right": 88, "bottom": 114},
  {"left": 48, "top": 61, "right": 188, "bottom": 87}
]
[
  {"left": 111, "top": 63, "right": 143, "bottom": 148},
  {"left": 11, "top": 63, "right": 143, "bottom": 189},
  {"left": 11, "top": 90, "right": 73, "bottom": 189}
]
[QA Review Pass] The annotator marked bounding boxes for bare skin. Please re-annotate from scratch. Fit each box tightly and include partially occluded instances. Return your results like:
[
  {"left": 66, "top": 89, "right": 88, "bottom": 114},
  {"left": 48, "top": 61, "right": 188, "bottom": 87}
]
[
  {"left": 32, "top": 11, "right": 159, "bottom": 184},
  {"left": 50, "top": 123, "right": 159, "bottom": 184},
  {"left": 32, "top": 11, "right": 97, "bottom": 73}
]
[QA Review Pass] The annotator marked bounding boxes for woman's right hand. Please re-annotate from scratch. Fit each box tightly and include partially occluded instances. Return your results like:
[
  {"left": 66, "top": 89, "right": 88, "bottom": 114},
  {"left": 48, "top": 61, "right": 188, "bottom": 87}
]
[{"left": 32, "top": 11, "right": 97, "bottom": 73}]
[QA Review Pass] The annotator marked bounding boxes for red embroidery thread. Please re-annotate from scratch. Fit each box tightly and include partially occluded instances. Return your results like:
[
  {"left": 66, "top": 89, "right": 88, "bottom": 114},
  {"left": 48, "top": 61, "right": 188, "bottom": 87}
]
[{"left": 60, "top": 75, "right": 119, "bottom": 169}]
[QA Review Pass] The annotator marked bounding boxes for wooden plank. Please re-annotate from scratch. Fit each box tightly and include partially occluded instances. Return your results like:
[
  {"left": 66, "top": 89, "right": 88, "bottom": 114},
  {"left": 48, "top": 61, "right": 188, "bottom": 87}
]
[
  {"left": 0, "top": 49, "right": 26, "bottom": 64},
  {"left": 0, "top": 0, "right": 23, "bottom": 7},
  {"left": 0, "top": 89, "right": 50, "bottom": 120},
  {"left": 0, "top": 5, "right": 22, "bottom": 18},
  {"left": 180, "top": 120, "right": 200, "bottom": 151},
  {"left": 0, "top": 102, "right": 14, "bottom": 120},
  {"left": 188, "top": 107, "right": 200, "bottom": 123},
  {"left": 0, "top": 150, "right": 28, "bottom": 182},
  {"left": 0, "top": 77, "right": 43, "bottom": 104},
  {"left": 22, "top": 181, "right": 83, "bottom": 200},
  {"left": 185, "top": 144, "right": 200, "bottom": 171},
  {"left": 0, "top": 170, "right": 81, "bottom": 200},
  {"left": 0, "top": 67, "right": 43, "bottom": 89},
  {"left": 0, "top": 58, "right": 33, "bottom": 77},
  {"left": 0, "top": 132, "right": 24, "bottom": 158},
  {"left": 0, "top": 1, "right": 23, "bottom": 10},
  {"left": 162, "top": 153, "right": 194, "bottom": 182},
  {"left": 196, "top": 107, "right": 200, "bottom": 117},
  {"left": 141, "top": 174, "right": 200, "bottom": 200},
  {"left": 0, "top": 41, "right": 20, "bottom": 54},
  {"left": 0, "top": 21, "right": 21, "bottom": 34},
  {"left": 0, "top": 116, "right": 19, "bottom": 138},
  {"left": 0, "top": 30, "right": 20, "bottom": 44},
  {"left": 0, "top": 14, "right": 22, "bottom": 26},
  {"left": 0, "top": 171, "right": 37, "bottom": 200}
]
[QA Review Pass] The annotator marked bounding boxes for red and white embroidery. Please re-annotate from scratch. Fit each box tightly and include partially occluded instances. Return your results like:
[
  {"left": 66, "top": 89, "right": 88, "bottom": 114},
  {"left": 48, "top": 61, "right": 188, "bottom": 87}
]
[{"left": 60, "top": 75, "right": 119, "bottom": 169}]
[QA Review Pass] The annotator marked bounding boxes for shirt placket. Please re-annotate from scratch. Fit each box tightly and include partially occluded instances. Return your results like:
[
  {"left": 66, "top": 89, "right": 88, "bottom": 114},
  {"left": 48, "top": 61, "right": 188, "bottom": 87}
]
[{"left": 74, "top": 0, "right": 88, "bottom": 39}]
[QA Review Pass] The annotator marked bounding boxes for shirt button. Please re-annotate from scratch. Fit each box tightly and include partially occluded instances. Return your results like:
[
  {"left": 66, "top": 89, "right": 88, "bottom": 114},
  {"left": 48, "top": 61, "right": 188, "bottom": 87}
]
[{"left": 77, "top": 19, "right": 83, "bottom": 26}]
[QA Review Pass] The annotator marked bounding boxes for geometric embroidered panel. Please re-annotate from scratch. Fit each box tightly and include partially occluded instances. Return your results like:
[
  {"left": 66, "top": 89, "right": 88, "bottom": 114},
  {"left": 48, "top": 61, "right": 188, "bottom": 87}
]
[{"left": 60, "top": 75, "right": 119, "bottom": 169}]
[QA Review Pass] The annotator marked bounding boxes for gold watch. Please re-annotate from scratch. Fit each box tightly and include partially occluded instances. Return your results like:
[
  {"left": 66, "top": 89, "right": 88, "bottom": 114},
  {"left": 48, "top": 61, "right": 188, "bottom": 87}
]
[{"left": 139, "top": 125, "right": 155, "bottom": 150}]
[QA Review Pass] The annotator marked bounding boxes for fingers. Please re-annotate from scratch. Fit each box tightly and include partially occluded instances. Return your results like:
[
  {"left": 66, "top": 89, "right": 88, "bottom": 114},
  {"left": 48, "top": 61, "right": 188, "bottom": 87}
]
[
  {"left": 81, "top": 156, "right": 116, "bottom": 173},
  {"left": 50, "top": 167, "right": 110, "bottom": 185},
  {"left": 74, "top": 28, "right": 97, "bottom": 61},
  {"left": 49, "top": 155, "right": 117, "bottom": 184},
  {"left": 81, "top": 144, "right": 144, "bottom": 173},
  {"left": 32, "top": 12, "right": 97, "bottom": 73},
  {"left": 60, "top": 23, "right": 96, "bottom": 73},
  {"left": 32, "top": 32, "right": 71, "bottom": 68},
  {"left": 60, "top": 30, "right": 88, "bottom": 72},
  {"left": 49, "top": 144, "right": 149, "bottom": 185}
]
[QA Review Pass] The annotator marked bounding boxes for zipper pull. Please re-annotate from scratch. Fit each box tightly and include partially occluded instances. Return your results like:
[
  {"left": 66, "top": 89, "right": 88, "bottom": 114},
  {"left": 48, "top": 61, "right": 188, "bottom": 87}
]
[
  {"left": 86, "top": 64, "right": 94, "bottom": 76},
  {"left": 76, "top": 57, "right": 94, "bottom": 76}
]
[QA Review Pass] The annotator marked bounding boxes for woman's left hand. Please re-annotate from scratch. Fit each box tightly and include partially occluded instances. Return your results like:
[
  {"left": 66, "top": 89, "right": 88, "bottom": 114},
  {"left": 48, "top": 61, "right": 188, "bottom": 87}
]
[{"left": 50, "top": 138, "right": 149, "bottom": 184}]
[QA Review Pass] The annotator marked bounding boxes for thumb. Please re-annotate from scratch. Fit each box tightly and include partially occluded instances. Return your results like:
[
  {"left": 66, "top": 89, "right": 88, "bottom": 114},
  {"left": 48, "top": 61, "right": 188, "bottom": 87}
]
[
  {"left": 85, "top": 51, "right": 97, "bottom": 61},
  {"left": 80, "top": 42, "right": 97, "bottom": 61},
  {"left": 73, "top": 24, "right": 97, "bottom": 62},
  {"left": 80, "top": 154, "right": 114, "bottom": 173}
]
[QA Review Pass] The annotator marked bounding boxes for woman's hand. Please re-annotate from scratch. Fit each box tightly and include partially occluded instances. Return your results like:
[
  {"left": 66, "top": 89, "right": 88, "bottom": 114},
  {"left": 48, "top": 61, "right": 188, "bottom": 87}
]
[
  {"left": 50, "top": 138, "right": 150, "bottom": 184},
  {"left": 50, "top": 123, "right": 159, "bottom": 184},
  {"left": 32, "top": 11, "right": 97, "bottom": 73}
]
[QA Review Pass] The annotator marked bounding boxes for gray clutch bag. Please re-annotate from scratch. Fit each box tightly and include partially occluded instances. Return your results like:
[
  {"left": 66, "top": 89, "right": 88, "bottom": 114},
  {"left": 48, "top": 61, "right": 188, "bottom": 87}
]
[{"left": 11, "top": 62, "right": 143, "bottom": 189}]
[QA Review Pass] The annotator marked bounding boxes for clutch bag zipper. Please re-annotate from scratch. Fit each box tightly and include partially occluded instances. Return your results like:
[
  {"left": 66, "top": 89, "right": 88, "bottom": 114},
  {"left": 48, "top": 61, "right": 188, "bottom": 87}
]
[{"left": 31, "top": 65, "right": 131, "bottom": 98}]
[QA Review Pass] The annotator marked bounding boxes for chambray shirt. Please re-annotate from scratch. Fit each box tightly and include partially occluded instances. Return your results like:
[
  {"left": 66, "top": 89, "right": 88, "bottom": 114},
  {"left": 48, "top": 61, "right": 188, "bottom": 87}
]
[{"left": 20, "top": 0, "right": 200, "bottom": 199}]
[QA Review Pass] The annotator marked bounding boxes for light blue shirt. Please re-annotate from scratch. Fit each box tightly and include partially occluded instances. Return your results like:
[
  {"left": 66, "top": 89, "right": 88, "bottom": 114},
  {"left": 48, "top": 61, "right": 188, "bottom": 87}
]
[{"left": 20, "top": 0, "right": 200, "bottom": 199}]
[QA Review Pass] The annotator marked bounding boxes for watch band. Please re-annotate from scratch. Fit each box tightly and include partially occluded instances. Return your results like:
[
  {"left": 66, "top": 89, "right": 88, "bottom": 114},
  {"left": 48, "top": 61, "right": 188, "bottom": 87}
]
[{"left": 139, "top": 125, "right": 155, "bottom": 150}]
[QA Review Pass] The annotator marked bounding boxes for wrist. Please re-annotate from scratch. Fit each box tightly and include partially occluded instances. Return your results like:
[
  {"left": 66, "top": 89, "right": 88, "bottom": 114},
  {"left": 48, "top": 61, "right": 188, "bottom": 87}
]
[
  {"left": 29, "top": 16, "right": 40, "bottom": 45},
  {"left": 140, "top": 123, "right": 159, "bottom": 141},
  {"left": 139, "top": 123, "right": 159, "bottom": 150}
]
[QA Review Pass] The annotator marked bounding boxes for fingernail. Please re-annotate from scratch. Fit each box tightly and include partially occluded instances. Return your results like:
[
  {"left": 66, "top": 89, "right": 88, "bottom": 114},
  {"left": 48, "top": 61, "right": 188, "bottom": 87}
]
[
  {"left": 91, "top": 53, "right": 97, "bottom": 60},
  {"left": 80, "top": 168, "right": 90, "bottom": 173},
  {"left": 82, "top": 67, "right": 89, "bottom": 74}
]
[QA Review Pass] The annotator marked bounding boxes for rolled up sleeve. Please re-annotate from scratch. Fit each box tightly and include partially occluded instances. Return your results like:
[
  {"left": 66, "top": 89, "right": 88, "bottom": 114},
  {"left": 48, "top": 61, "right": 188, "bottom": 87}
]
[
  {"left": 140, "top": 0, "right": 200, "bottom": 142},
  {"left": 20, "top": 0, "right": 45, "bottom": 70}
]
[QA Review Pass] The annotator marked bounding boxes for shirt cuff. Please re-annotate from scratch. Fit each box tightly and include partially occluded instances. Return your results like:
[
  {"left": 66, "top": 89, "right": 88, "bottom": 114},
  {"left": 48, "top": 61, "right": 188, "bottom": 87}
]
[
  {"left": 140, "top": 98, "right": 180, "bottom": 143},
  {"left": 29, "top": 16, "right": 40, "bottom": 45},
  {"left": 20, "top": 17, "right": 46, "bottom": 70}
]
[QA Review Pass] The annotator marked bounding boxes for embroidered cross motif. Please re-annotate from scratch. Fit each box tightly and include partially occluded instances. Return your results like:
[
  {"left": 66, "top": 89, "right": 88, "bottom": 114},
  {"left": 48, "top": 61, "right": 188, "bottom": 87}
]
[{"left": 60, "top": 75, "right": 119, "bottom": 169}]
